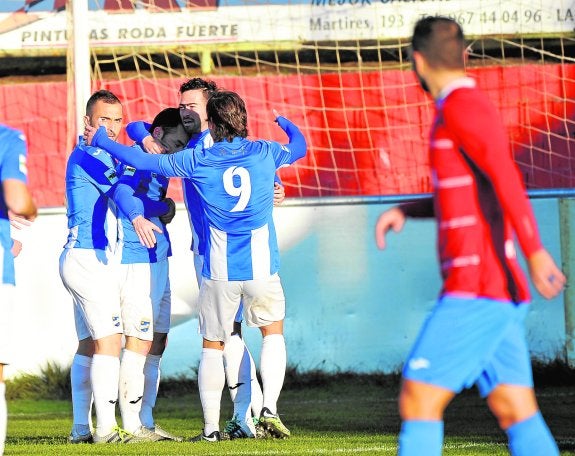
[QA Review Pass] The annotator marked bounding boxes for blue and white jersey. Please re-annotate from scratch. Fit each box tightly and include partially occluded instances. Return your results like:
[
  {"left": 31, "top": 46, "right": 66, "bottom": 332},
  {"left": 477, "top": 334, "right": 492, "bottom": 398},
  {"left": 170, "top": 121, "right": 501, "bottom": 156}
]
[
  {"left": 182, "top": 129, "right": 213, "bottom": 255},
  {"left": 116, "top": 149, "right": 171, "bottom": 264},
  {"left": 64, "top": 139, "right": 122, "bottom": 251},
  {"left": 0, "top": 125, "right": 29, "bottom": 285},
  {"left": 93, "top": 117, "right": 306, "bottom": 281}
]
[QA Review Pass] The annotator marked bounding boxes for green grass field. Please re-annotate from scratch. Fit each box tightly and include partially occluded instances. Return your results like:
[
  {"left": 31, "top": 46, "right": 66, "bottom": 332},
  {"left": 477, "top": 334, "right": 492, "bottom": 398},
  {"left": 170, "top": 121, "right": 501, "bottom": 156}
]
[{"left": 5, "top": 373, "right": 575, "bottom": 455}]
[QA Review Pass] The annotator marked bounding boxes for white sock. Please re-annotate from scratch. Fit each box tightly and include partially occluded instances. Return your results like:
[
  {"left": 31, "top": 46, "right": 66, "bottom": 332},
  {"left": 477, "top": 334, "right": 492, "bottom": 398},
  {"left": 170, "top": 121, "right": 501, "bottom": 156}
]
[
  {"left": 140, "top": 354, "right": 161, "bottom": 429},
  {"left": 198, "top": 348, "right": 225, "bottom": 435},
  {"left": 119, "top": 349, "right": 147, "bottom": 433},
  {"left": 91, "top": 354, "right": 120, "bottom": 436},
  {"left": 223, "top": 335, "right": 251, "bottom": 423},
  {"left": 249, "top": 350, "right": 263, "bottom": 417},
  {"left": 260, "top": 334, "right": 286, "bottom": 416},
  {"left": 0, "top": 383, "right": 6, "bottom": 456},
  {"left": 70, "top": 354, "right": 93, "bottom": 428}
]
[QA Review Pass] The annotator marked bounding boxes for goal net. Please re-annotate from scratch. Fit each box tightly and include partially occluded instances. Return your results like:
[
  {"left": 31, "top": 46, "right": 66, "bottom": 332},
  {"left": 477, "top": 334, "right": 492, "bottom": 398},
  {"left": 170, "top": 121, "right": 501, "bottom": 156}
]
[{"left": 0, "top": 0, "right": 573, "bottom": 205}]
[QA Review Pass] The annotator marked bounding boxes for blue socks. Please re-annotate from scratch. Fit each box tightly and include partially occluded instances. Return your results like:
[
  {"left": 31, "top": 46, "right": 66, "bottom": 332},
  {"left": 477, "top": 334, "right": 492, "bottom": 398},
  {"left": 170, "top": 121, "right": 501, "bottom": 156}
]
[
  {"left": 506, "top": 412, "right": 559, "bottom": 456},
  {"left": 399, "top": 420, "right": 443, "bottom": 456}
]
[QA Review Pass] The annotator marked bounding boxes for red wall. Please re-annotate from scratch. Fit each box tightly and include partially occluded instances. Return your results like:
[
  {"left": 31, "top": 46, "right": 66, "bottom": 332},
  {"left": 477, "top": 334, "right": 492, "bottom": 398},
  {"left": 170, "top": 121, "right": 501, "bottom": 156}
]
[{"left": 1, "top": 63, "right": 574, "bottom": 207}]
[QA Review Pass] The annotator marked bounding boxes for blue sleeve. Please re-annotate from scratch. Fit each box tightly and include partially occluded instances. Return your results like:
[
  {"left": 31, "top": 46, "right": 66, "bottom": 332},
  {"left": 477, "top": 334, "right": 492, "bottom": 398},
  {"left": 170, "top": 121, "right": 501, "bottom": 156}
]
[
  {"left": 111, "top": 182, "right": 168, "bottom": 221},
  {"left": 276, "top": 116, "right": 307, "bottom": 163},
  {"left": 92, "top": 126, "right": 194, "bottom": 178},
  {"left": 109, "top": 182, "right": 144, "bottom": 221},
  {"left": 126, "top": 121, "right": 152, "bottom": 143}
]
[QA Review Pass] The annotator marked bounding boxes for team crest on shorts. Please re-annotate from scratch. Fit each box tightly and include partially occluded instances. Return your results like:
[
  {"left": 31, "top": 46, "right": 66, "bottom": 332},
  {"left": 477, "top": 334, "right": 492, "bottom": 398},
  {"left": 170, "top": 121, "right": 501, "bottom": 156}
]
[
  {"left": 112, "top": 315, "right": 121, "bottom": 327},
  {"left": 140, "top": 319, "right": 151, "bottom": 333}
]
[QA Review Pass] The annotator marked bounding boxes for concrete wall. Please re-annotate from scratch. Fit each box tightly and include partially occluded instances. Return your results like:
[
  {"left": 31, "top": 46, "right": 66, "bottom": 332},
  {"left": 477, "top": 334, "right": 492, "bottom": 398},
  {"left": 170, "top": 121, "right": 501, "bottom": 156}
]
[{"left": 5, "top": 197, "right": 567, "bottom": 379}]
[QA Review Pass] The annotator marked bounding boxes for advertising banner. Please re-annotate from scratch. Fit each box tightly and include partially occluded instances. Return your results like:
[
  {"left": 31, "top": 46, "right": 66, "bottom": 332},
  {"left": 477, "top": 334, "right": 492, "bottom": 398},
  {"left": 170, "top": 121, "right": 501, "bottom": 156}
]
[{"left": 0, "top": 0, "right": 573, "bottom": 54}]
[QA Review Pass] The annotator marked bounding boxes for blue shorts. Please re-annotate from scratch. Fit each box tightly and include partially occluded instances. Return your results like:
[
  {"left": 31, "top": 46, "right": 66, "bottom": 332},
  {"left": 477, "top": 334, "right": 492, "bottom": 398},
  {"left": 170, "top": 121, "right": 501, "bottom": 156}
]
[{"left": 402, "top": 295, "right": 533, "bottom": 397}]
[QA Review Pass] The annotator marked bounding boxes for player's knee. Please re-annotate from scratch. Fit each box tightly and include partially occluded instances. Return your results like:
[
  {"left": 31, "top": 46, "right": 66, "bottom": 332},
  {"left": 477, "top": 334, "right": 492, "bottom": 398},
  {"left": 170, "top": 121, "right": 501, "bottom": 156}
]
[
  {"left": 399, "top": 380, "right": 452, "bottom": 420},
  {"left": 487, "top": 386, "right": 538, "bottom": 429}
]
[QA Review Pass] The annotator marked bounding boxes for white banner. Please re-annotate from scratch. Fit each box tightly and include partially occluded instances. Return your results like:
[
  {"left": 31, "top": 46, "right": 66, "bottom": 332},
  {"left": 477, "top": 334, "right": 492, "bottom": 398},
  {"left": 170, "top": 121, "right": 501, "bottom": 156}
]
[{"left": 0, "top": 0, "right": 573, "bottom": 53}]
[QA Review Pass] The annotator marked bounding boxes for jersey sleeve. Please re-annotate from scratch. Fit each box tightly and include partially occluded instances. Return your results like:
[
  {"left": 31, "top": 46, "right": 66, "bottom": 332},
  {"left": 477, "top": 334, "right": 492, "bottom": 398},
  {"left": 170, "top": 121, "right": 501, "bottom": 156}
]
[
  {"left": 116, "top": 166, "right": 169, "bottom": 220},
  {"left": 0, "top": 129, "right": 28, "bottom": 183},
  {"left": 443, "top": 92, "right": 542, "bottom": 257},
  {"left": 126, "top": 121, "right": 152, "bottom": 143},
  {"left": 92, "top": 126, "right": 196, "bottom": 179},
  {"left": 273, "top": 116, "right": 307, "bottom": 168}
]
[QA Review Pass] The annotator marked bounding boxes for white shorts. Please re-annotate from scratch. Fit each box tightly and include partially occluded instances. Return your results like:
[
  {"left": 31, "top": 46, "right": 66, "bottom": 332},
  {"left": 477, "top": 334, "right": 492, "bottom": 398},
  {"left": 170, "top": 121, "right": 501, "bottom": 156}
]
[
  {"left": 198, "top": 273, "right": 285, "bottom": 342},
  {"left": 0, "top": 284, "right": 15, "bottom": 364},
  {"left": 59, "top": 248, "right": 123, "bottom": 341},
  {"left": 118, "top": 259, "right": 170, "bottom": 340},
  {"left": 195, "top": 253, "right": 244, "bottom": 324}
]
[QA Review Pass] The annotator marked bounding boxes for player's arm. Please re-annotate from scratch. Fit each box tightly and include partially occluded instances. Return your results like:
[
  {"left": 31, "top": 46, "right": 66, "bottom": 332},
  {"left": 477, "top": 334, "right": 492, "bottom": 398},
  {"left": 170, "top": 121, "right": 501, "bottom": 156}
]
[
  {"left": 109, "top": 183, "right": 162, "bottom": 248},
  {"left": 126, "top": 121, "right": 163, "bottom": 154},
  {"left": 274, "top": 112, "right": 307, "bottom": 164},
  {"left": 85, "top": 125, "right": 192, "bottom": 178},
  {"left": 444, "top": 95, "right": 540, "bottom": 256},
  {"left": 444, "top": 95, "right": 565, "bottom": 298},
  {"left": 2, "top": 138, "right": 37, "bottom": 221},
  {"left": 3, "top": 179, "right": 36, "bottom": 221}
]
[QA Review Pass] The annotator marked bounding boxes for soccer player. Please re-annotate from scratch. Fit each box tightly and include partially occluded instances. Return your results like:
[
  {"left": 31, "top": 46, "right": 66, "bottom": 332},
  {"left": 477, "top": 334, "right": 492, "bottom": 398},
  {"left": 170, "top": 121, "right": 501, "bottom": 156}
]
[
  {"left": 84, "top": 89, "right": 307, "bottom": 441},
  {"left": 59, "top": 90, "right": 166, "bottom": 444},
  {"left": 126, "top": 78, "right": 284, "bottom": 436},
  {"left": 115, "top": 107, "right": 192, "bottom": 441},
  {"left": 0, "top": 124, "right": 37, "bottom": 456},
  {"left": 374, "top": 17, "right": 565, "bottom": 456}
]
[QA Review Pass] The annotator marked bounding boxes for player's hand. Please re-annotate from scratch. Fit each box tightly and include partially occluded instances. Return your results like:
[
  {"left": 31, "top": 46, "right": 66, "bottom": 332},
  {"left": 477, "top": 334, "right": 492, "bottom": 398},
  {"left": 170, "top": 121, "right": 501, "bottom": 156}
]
[
  {"left": 527, "top": 248, "right": 566, "bottom": 299},
  {"left": 159, "top": 198, "right": 176, "bottom": 225},
  {"left": 11, "top": 239, "right": 22, "bottom": 257},
  {"left": 131, "top": 215, "right": 162, "bottom": 248},
  {"left": 8, "top": 211, "right": 33, "bottom": 230},
  {"left": 272, "top": 109, "right": 280, "bottom": 122},
  {"left": 273, "top": 182, "right": 285, "bottom": 206},
  {"left": 142, "top": 135, "right": 164, "bottom": 155},
  {"left": 83, "top": 124, "right": 97, "bottom": 145},
  {"left": 374, "top": 206, "right": 406, "bottom": 250}
]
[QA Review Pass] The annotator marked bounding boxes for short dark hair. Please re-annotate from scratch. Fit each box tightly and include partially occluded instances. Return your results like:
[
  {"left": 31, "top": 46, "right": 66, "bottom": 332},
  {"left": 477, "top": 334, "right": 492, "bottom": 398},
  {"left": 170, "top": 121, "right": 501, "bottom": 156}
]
[
  {"left": 411, "top": 16, "right": 465, "bottom": 69},
  {"left": 206, "top": 91, "right": 248, "bottom": 142},
  {"left": 179, "top": 78, "right": 218, "bottom": 98},
  {"left": 150, "top": 107, "right": 182, "bottom": 132},
  {"left": 86, "top": 90, "right": 121, "bottom": 117}
]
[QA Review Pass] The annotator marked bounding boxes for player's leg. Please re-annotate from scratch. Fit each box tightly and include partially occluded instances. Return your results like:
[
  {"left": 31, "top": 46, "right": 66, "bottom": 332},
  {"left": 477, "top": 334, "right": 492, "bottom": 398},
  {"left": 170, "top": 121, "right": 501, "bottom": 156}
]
[
  {"left": 480, "top": 305, "right": 559, "bottom": 456},
  {"left": 0, "top": 284, "right": 15, "bottom": 455},
  {"left": 60, "top": 248, "right": 125, "bottom": 443},
  {"left": 60, "top": 249, "right": 95, "bottom": 443},
  {"left": 398, "top": 296, "right": 527, "bottom": 455},
  {"left": 69, "top": 335, "right": 94, "bottom": 443},
  {"left": 223, "top": 302, "right": 263, "bottom": 432},
  {"left": 397, "top": 380, "right": 453, "bottom": 456},
  {"left": 244, "top": 274, "right": 289, "bottom": 438},
  {"left": 191, "top": 279, "right": 241, "bottom": 442},
  {"left": 140, "top": 266, "right": 181, "bottom": 441},
  {"left": 118, "top": 263, "right": 155, "bottom": 436}
]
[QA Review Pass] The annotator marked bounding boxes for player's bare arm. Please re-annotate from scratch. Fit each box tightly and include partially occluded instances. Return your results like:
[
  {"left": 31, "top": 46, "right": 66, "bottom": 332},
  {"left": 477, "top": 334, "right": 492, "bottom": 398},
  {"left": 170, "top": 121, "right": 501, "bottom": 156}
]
[
  {"left": 374, "top": 206, "right": 406, "bottom": 250},
  {"left": 3, "top": 179, "right": 37, "bottom": 221},
  {"left": 527, "top": 248, "right": 566, "bottom": 300}
]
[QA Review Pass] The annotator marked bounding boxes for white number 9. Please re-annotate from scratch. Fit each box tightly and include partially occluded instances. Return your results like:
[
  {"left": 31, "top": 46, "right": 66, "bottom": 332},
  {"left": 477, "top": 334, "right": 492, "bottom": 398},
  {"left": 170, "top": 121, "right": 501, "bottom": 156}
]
[{"left": 223, "top": 166, "right": 251, "bottom": 212}]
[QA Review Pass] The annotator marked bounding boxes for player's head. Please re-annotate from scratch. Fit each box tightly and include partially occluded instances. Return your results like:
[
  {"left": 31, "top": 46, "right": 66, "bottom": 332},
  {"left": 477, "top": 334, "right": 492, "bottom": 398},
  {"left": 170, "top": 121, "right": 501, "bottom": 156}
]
[
  {"left": 410, "top": 16, "right": 466, "bottom": 94},
  {"left": 178, "top": 78, "right": 218, "bottom": 133},
  {"left": 84, "top": 90, "right": 123, "bottom": 142},
  {"left": 149, "top": 107, "right": 194, "bottom": 154},
  {"left": 206, "top": 90, "right": 248, "bottom": 142}
]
